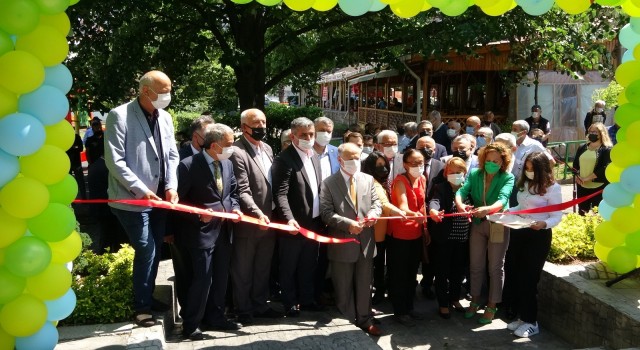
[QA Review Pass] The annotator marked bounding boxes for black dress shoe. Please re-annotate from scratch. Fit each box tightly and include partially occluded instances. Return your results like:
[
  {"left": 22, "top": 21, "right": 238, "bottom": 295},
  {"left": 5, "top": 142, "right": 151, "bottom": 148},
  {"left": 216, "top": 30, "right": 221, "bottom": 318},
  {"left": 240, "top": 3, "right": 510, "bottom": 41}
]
[
  {"left": 371, "top": 317, "right": 381, "bottom": 325},
  {"left": 202, "top": 320, "right": 242, "bottom": 331},
  {"left": 372, "top": 293, "right": 385, "bottom": 305},
  {"left": 254, "top": 308, "right": 284, "bottom": 318},
  {"left": 182, "top": 328, "right": 203, "bottom": 341},
  {"left": 237, "top": 314, "right": 253, "bottom": 325},
  {"left": 285, "top": 306, "right": 300, "bottom": 317},
  {"left": 300, "top": 303, "right": 326, "bottom": 312},
  {"left": 151, "top": 298, "right": 170, "bottom": 312}
]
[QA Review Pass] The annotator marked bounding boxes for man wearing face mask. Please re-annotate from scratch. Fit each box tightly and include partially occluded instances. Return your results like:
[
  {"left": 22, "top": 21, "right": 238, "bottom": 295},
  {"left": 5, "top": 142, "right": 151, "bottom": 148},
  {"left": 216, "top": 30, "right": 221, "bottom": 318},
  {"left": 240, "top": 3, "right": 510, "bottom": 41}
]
[
  {"left": 320, "top": 142, "right": 382, "bottom": 336},
  {"left": 430, "top": 110, "right": 451, "bottom": 154},
  {"left": 440, "top": 135, "right": 479, "bottom": 177},
  {"left": 272, "top": 117, "right": 325, "bottom": 317},
  {"left": 105, "top": 70, "right": 179, "bottom": 328},
  {"left": 525, "top": 105, "right": 550, "bottom": 146},
  {"left": 362, "top": 134, "right": 375, "bottom": 157},
  {"left": 375, "top": 130, "right": 404, "bottom": 191},
  {"left": 415, "top": 120, "right": 448, "bottom": 159},
  {"left": 176, "top": 123, "right": 243, "bottom": 340},
  {"left": 179, "top": 115, "right": 215, "bottom": 159},
  {"left": 229, "top": 109, "right": 283, "bottom": 324},
  {"left": 475, "top": 127, "right": 494, "bottom": 152},
  {"left": 584, "top": 100, "right": 606, "bottom": 135},
  {"left": 465, "top": 116, "right": 481, "bottom": 137},
  {"left": 401, "top": 122, "right": 418, "bottom": 152}
]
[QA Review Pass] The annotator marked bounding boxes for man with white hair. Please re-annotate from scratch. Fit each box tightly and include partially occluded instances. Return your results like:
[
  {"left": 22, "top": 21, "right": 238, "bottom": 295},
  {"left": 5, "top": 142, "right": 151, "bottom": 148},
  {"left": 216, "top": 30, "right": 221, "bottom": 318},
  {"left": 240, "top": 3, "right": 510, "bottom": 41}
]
[
  {"left": 280, "top": 129, "right": 292, "bottom": 150},
  {"left": 476, "top": 126, "right": 494, "bottom": 150},
  {"left": 510, "top": 120, "right": 555, "bottom": 180},
  {"left": 400, "top": 122, "right": 418, "bottom": 152},
  {"left": 375, "top": 130, "right": 404, "bottom": 190},
  {"left": 584, "top": 100, "right": 606, "bottom": 134},
  {"left": 440, "top": 135, "right": 479, "bottom": 177}
]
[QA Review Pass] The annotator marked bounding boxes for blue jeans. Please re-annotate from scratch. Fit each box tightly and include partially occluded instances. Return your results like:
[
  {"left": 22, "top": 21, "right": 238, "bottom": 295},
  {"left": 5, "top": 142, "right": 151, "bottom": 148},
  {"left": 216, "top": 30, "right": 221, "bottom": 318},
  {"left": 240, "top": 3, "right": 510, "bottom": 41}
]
[{"left": 112, "top": 208, "right": 167, "bottom": 312}]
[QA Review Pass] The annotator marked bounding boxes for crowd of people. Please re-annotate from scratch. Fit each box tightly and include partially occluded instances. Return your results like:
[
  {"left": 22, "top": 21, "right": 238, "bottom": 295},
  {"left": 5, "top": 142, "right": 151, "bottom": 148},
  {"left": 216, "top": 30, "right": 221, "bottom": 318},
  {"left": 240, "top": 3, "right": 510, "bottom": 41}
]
[{"left": 94, "top": 70, "right": 613, "bottom": 342}]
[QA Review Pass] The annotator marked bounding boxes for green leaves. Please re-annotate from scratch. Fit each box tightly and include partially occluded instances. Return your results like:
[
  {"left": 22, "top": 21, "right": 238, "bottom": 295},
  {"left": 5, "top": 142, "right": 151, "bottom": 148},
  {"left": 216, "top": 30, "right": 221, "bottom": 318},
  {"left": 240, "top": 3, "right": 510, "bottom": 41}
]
[{"left": 549, "top": 209, "right": 602, "bottom": 263}]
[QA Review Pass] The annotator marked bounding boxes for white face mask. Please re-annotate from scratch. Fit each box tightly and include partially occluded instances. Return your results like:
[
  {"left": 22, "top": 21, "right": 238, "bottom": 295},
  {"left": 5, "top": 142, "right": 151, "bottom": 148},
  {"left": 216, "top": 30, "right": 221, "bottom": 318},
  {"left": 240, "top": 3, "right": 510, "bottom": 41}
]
[
  {"left": 511, "top": 131, "right": 522, "bottom": 139},
  {"left": 447, "top": 129, "right": 457, "bottom": 138},
  {"left": 297, "top": 137, "right": 314, "bottom": 151},
  {"left": 148, "top": 87, "right": 171, "bottom": 110},
  {"left": 532, "top": 111, "right": 540, "bottom": 118},
  {"left": 409, "top": 165, "right": 424, "bottom": 178},
  {"left": 596, "top": 108, "right": 604, "bottom": 114},
  {"left": 383, "top": 145, "right": 398, "bottom": 159},
  {"left": 342, "top": 159, "right": 360, "bottom": 176},
  {"left": 447, "top": 173, "right": 465, "bottom": 186},
  {"left": 216, "top": 145, "right": 234, "bottom": 160},
  {"left": 525, "top": 171, "right": 535, "bottom": 180},
  {"left": 362, "top": 146, "right": 373, "bottom": 154},
  {"left": 315, "top": 131, "right": 332, "bottom": 147}
]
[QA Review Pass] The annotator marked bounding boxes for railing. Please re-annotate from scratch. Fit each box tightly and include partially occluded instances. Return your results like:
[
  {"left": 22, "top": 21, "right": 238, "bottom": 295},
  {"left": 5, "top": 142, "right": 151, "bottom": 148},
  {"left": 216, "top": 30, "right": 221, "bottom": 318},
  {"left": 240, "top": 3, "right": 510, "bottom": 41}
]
[{"left": 547, "top": 140, "right": 586, "bottom": 179}]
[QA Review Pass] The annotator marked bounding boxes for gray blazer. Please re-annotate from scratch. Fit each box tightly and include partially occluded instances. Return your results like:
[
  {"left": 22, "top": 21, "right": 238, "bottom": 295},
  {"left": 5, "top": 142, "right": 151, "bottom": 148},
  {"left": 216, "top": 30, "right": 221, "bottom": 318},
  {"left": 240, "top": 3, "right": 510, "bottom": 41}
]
[
  {"left": 320, "top": 170, "right": 382, "bottom": 263},
  {"left": 104, "top": 100, "right": 179, "bottom": 211},
  {"left": 230, "top": 136, "right": 274, "bottom": 238}
]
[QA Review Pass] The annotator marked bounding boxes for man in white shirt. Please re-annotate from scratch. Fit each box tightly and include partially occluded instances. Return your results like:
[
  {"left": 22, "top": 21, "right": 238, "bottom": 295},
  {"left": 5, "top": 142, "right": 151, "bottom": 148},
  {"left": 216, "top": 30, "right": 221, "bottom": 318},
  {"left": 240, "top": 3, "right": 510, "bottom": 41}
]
[
  {"left": 375, "top": 130, "right": 403, "bottom": 190},
  {"left": 510, "top": 120, "right": 555, "bottom": 180}
]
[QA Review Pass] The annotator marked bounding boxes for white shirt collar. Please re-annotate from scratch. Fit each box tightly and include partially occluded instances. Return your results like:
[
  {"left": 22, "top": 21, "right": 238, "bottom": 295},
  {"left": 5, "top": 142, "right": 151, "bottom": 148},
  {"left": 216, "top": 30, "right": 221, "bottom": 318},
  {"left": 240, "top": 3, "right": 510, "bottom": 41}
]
[
  {"left": 190, "top": 143, "right": 199, "bottom": 156},
  {"left": 202, "top": 149, "right": 215, "bottom": 164}
]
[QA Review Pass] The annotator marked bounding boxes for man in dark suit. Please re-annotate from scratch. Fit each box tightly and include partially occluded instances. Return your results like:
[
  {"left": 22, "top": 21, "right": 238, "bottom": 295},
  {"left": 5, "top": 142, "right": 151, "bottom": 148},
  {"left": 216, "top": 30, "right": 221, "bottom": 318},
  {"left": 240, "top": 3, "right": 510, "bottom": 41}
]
[
  {"left": 429, "top": 110, "right": 451, "bottom": 155},
  {"left": 176, "top": 123, "right": 242, "bottom": 340},
  {"left": 229, "top": 109, "right": 282, "bottom": 324},
  {"left": 416, "top": 136, "right": 445, "bottom": 299},
  {"left": 414, "top": 120, "right": 448, "bottom": 159},
  {"left": 104, "top": 70, "right": 179, "bottom": 327},
  {"left": 312, "top": 116, "right": 340, "bottom": 305},
  {"left": 272, "top": 117, "right": 324, "bottom": 316},
  {"left": 320, "top": 142, "right": 382, "bottom": 336},
  {"left": 169, "top": 114, "right": 214, "bottom": 322}
]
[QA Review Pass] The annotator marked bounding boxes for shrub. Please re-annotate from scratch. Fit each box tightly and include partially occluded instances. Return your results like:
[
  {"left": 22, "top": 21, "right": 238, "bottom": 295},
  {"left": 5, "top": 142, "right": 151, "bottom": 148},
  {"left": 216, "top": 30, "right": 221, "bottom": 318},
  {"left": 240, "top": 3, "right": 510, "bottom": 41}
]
[
  {"left": 548, "top": 209, "right": 601, "bottom": 263},
  {"left": 62, "top": 244, "right": 135, "bottom": 325}
]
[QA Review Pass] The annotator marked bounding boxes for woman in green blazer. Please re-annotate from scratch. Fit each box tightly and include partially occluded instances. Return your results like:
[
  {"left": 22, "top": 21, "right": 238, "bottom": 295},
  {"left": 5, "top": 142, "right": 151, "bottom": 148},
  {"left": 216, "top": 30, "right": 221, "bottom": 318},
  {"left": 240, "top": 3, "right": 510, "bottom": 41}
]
[{"left": 455, "top": 143, "right": 514, "bottom": 324}]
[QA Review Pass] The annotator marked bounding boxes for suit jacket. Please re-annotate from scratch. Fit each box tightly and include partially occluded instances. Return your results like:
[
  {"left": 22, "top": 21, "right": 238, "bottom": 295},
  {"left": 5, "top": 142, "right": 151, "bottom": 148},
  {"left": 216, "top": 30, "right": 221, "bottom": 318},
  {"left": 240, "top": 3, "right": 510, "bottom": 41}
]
[
  {"left": 272, "top": 144, "right": 322, "bottom": 230},
  {"left": 178, "top": 143, "right": 195, "bottom": 160},
  {"left": 176, "top": 152, "right": 240, "bottom": 249},
  {"left": 320, "top": 171, "right": 382, "bottom": 263},
  {"left": 105, "top": 100, "right": 179, "bottom": 211},
  {"left": 322, "top": 144, "right": 340, "bottom": 176},
  {"left": 230, "top": 136, "right": 274, "bottom": 238},
  {"left": 434, "top": 143, "right": 448, "bottom": 160},
  {"left": 425, "top": 158, "right": 445, "bottom": 197},
  {"left": 433, "top": 123, "right": 451, "bottom": 154}
]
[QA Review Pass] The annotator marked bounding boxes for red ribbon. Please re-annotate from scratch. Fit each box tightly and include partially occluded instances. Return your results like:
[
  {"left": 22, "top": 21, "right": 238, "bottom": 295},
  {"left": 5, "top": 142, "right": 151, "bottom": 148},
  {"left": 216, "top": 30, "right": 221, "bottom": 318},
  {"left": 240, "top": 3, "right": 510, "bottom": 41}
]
[{"left": 73, "top": 199, "right": 356, "bottom": 244}]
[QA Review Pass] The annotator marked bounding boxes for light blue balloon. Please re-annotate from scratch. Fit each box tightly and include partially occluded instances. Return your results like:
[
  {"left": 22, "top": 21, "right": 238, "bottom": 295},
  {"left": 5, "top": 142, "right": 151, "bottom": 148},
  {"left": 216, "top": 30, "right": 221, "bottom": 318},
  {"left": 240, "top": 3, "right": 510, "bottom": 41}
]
[
  {"left": 15, "top": 322, "right": 59, "bottom": 350},
  {"left": 631, "top": 17, "right": 640, "bottom": 34},
  {"left": 619, "top": 24, "right": 640, "bottom": 50},
  {"left": 18, "top": 85, "right": 69, "bottom": 126},
  {"left": 0, "top": 149, "right": 19, "bottom": 188},
  {"left": 598, "top": 199, "right": 615, "bottom": 221},
  {"left": 602, "top": 182, "right": 635, "bottom": 208},
  {"left": 517, "top": 0, "right": 554, "bottom": 16},
  {"left": 45, "top": 288, "right": 76, "bottom": 321},
  {"left": 338, "top": 0, "right": 373, "bottom": 16},
  {"left": 622, "top": 49, "right": 635, "bottom": 64},
  {"left": 369, "top": 0, "right": 387, "bottom": 12},
  {"left": 44, "top": 64, "right": 73, "bottom": 94},
  {"left": 619, "top": 165, "right": 640, "bottom": 194},
  {"left": 0, "top": 113, "right": 46, "bottom": 156}
]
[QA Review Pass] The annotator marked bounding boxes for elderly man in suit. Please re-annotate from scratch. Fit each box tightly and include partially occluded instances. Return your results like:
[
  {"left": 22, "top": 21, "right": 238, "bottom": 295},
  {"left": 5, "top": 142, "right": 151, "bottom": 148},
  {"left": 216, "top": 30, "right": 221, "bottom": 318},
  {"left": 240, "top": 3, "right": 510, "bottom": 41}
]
[
  {"left": 178, "top": 115, "right": 215, "bottom": 160},
  {"left": 320, "top": 142, "right": 382, "bottom": 336},
  {"left": 229, "top": 109, "right": 282, "bottom": 324},
  {"left": 176, "top": 123, "right": 243, "bottom": 340},
  {"left": 105, "top": 70, "right": 179, "bottom": 327},
  {"left": 375, "top": 130, "right": 403, "bottom": 191},
  {"left": 272, "top": 117, "right": 325, "bottom": 317}
]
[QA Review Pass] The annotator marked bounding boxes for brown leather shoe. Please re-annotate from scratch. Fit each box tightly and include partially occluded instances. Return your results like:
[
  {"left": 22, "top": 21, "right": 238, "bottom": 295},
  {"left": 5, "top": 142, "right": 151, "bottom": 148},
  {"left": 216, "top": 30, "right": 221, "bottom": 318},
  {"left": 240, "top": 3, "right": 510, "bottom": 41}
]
[{"left": 362, "top": 324, "right": 382, "bottom": 336}]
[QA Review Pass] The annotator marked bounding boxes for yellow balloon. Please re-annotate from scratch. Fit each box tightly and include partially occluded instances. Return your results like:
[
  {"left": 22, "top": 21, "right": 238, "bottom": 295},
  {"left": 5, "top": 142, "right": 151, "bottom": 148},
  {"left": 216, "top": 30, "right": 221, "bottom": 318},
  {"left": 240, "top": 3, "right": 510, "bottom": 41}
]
[
  {"left": 0, "top": 177, "right": 50, "bottom": 219},
  {"left": 19, "top": 145, "right": 70, "bottom": 185},
  {"left": 611, "top": 141, "right": 640, "bottom": 168},
  {"left": 0, "top": 50, "right": 45, "bottom": 95},
  {"left": 0, "top": 86, "right": 18, "bottom": 117},
  {"left": 474, "top": 0, "right": 493, "bottom": 6},
  {"left": 283, "top": 0, "right": 314, "bottom": 11},
  {"left": 15, "top": 24, "right": 69, "bottom": 67},
  {"left": 0, "top": 208, "right": 26, "bottom": 248},
  {"left": 634, "top": 45, "right": 640, "bottom": 61},
  {"left": 0, "top": 294, "right": 47, "bottom": 337},
  {"left": 625, "top": 121, "right": 640, "bottom": 147},
  {"left": 634, "top": 194, "right": 640, "bottom": 208},
  {"left": 312, "top": 0, "right": 338, "bottom": 11},
  {"left": 48, "top": 230, "right": 82, "bottom": 264},
  {"left": 618, "top": 88, "right": 629, "bottom": 105},
  {"left": 0, "top": 326, "right": 14, "bottom": 350},
  {"left": 622, "top": 1, "right": 640, "bottom": 17},
  {"left": 605, "top": 163, "right": 624, "bottom": 183},
  {"left": 481, "top": 0, "right": 514, "bottom": 16},
  {"left": 26, "top": 264, "right": 72, "bottom": 300},
  {"left": 421, "top": 0, "right": 432, "bottom": 11},
  {"left": 390, "top": 0, "right": 423, "bottom": 18},
  {"left": 611, "top": 206, "right": 640, "bottom": 233},
  {"left": 615, "top": 61, "right": 640, "bottom": 87},
  {"left": 594, "top": 221, "right": 627, "bottom": 248},
  {"left": 39, "top": 13, "right": 71, "bottom": 36},
  {"left": 556, "top": 0, "right": 591, "bottom": 14},
  {"left": 593, "top": 242, "right": 613, "bottom": 262},
  {"left": 380, "top": 0, "right": 404, "bottom": 4},
  {"left": 44, "top": 120, "right": 75, "bottom": 150}
]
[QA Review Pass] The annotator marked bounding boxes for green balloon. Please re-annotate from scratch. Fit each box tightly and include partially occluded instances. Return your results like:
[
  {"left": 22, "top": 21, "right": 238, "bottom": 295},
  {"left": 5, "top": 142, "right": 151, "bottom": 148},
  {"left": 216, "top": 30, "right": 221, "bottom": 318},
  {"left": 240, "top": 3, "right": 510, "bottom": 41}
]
[
  {"left": 47, "top": 174, "right": 78, "bottom": 206},
  {"left": 0, "top": 0, "right": 40, "bottom": 35},
  {"left": 625, "top": 231, "right": 640, "bottom": 255},
  {"left": 607, "top": 246, "right": 638, "bottom": 274},
  {"left": 0, "top": 267, "right": 25, "bottom": 304},
  {"left": 0, "top": 29, "right": 13, "bottom": 56},
  {"left": 4, "top": 236, "right": 52, "bottom": 277},
  {"left": 27, "top": 203, "right": 75, "bottom": 242},
  {"left": 32, "top": 0, "right": 69, "bottom": 15}
]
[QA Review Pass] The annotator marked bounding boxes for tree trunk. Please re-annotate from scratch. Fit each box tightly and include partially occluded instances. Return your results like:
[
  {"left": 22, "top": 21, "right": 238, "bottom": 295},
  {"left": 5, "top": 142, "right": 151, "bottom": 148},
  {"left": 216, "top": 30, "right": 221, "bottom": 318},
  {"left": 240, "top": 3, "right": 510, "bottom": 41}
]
[{"left": 231, "top": 8, "right": 266, "bottom": 112}]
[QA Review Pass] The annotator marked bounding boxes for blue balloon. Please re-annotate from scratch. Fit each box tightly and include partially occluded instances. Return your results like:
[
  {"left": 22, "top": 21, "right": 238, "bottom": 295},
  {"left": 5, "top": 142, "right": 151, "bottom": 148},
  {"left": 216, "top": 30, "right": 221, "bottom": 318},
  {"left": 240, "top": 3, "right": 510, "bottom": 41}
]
[
  {"left": 18, "top": 85, "right": 69, "bottom": 126},
  {"left": 517, "top": 0, "right": 554, "bottom": 16},
  {"left": 622, "top": 49, "right": 635, "bottom": 64},
  {"left": 631, "top": 17, "right": 640, "bottom": 34},
  {"left": 338, "top": 0, "right": 373, "bottom": 16},
  {"left": 0, "top": 113, "right": 46, "bottom": 156},
  {"left": 598, "top": 199, "right": 615, "bottom": 221},
  {"left": 602, "top": 182, "right": 635, "bottom": 208},
  {"left": 45, "top": 288, "right": 76, "bottom": 321},
  {"left": 0, "top": 149, "right": 19, "bottom": 188},
  {"left": 619, "top": 24, "right": 640, "bottom": 50},
  {"left": 620, "top": 165, "right": 640, "bottom": 194},
  {"left": 44, "top": 64, "right": 73, "bottom": 94},
  {"left": 369, "top": 0, "right": 387, "bottom": 12},
  {"left": 15, "top": 322, "right": 59, "bottom": 350}
]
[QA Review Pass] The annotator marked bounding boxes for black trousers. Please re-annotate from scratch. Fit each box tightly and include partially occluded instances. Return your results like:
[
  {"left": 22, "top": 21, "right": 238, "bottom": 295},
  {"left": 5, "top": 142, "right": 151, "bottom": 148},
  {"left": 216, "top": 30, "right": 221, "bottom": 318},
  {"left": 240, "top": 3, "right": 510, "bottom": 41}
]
[
  {"left": 170, "top": 241, "right": 192, "bottom": 317},
  {"left": 503, "top": 227, "right": 552, "bottom": 324},
  {"left": 386, "top": 235, "right": 422, "bottom": 315},
  {"left": 314, "top": 242, "right": 329, "bottom": 301},
  {"left": 577, "top": 184, "right": 604, "bottom": 215},
  {"left": 433, "top": 238, "right": 468, "bottom": 308},
  {"left": 373, "top": 241, "right": 387, "bottom": 295}
]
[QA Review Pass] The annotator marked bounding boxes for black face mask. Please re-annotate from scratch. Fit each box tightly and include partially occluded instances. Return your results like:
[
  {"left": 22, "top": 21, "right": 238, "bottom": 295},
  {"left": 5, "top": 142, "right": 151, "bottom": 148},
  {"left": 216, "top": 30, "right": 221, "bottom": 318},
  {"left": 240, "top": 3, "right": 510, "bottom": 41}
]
[
  {"left": 248, "top": 126, "right": 266, "bottom": 141},
  {"left": 454, "top": 149, "right": 469, "bottom": 161},
  {"left": 374, "top": 165, "right": 390, "bottom": 181},
  {"left": 419, "top": 148, "right": 433, "bottom": 161},
  {"left": 588, "top": 133, "right": 599, "bottom": 142},
  {"left": 397, "top": 127, "right": 405, "bottom": 135},
  {"left": 532, "top": 136, "right": 543, "bottom": 142},
  {"left": 420, "top": 131, "right": 432, "bottom": 138}
]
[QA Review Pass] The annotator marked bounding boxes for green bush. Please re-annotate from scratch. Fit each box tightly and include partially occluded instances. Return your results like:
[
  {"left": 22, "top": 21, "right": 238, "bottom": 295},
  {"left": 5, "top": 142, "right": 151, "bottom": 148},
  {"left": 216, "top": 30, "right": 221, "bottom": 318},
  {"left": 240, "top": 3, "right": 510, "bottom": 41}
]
[
  {"left": 62, "top": 245, "right": 135, "bottom": 325},
  {"left": 548, "top": 209, "right": 601, "bottom": 263}
]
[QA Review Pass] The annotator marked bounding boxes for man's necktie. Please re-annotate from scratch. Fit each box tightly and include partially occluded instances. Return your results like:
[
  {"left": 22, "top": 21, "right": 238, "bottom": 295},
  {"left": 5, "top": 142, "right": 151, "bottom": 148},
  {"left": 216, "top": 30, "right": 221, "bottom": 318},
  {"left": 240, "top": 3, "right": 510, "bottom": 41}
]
[
  {"left": 214, "top": 160, "right": 223, "bottom": 195},
  {"left": 350, "top": 176, "right": 357, "bottom": 208}
]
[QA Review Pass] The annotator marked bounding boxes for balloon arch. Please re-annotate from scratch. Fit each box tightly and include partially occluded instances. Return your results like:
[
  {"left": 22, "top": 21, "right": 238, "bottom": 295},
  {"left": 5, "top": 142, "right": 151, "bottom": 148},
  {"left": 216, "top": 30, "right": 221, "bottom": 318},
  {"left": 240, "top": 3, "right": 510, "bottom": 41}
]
[{"left": 0, "top": 0, "right": 639, "bottom": 348}]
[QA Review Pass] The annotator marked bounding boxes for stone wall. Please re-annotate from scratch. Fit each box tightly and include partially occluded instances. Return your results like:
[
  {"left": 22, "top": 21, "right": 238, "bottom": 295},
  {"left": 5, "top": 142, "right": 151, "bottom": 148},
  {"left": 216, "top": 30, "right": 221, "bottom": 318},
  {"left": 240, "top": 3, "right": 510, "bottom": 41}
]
[{"left": 538, "top": 263, "right": 640, "bottom": 349}]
